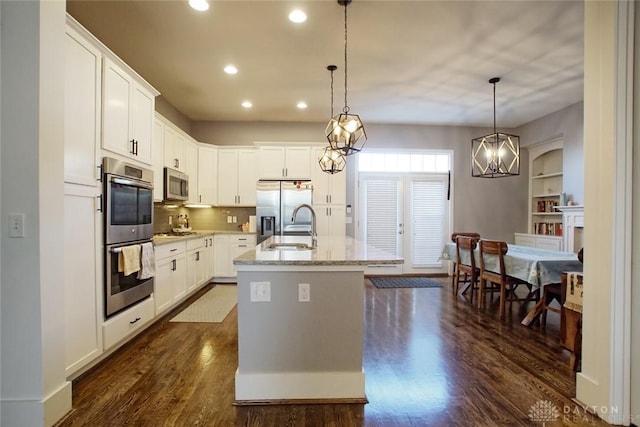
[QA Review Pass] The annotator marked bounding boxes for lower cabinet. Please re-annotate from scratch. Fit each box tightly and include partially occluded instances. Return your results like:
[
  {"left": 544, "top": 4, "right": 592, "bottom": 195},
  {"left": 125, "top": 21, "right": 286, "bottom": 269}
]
[
  {"left": 154, "top": 241, "right": 187, "bottom": 316},
  {"left": 64, "top": 183, "right": 103, "bottom": 376},
  {"left": 186, "top": 238, "right": 207, "bottom": 294},
  {"left": 514, "top": 233, "right": 563, "bottom": 251},
  {"left": 102, "top": 297, "right": 155, "bottom": 350},
  {"left": 213, "top": 234, "right": 256, "bottom": 280}
]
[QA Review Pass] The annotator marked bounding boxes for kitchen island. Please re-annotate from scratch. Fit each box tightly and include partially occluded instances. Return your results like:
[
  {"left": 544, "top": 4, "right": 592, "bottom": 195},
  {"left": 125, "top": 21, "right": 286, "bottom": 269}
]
[{"left": 233, "top": 235, "right": 403, "bottom": 404}]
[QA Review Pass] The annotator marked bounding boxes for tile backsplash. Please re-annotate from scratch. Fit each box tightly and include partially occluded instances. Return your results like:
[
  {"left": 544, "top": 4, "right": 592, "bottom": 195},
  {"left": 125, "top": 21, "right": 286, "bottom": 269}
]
[{"left": 154, "top": 203, "right": 256, "bottom": 233}]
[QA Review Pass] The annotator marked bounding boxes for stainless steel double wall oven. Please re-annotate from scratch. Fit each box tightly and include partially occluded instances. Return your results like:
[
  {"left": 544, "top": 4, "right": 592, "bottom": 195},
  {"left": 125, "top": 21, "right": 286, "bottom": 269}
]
[{"left": 103, "top": 157, "right": 154, "bottom": 317}]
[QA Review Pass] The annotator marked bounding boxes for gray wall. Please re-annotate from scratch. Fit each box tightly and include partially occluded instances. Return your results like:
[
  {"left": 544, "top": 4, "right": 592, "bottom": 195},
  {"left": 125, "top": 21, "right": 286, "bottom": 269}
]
[
  {"left": 192, "top": 120, "right": 529, "bottom": 243},
  {"left": 155, "top": 96, "right": 192, "bottom": 136},
  {"left": 516, "top": 101, "right": 584, "bottom": 205}
]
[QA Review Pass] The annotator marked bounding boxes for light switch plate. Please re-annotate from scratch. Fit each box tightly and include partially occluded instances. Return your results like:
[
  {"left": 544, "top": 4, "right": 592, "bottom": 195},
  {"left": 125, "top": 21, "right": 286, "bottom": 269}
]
[
  {"left": 8, "top": 213, "right": 25, "bottom": 238},
  {"left": 298, "top": 283, "right": 310, "bottom": 302}
]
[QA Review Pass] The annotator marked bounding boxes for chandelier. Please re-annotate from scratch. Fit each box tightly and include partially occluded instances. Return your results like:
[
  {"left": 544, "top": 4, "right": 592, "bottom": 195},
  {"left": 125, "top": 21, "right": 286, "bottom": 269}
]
[
  {"left": 471, "top": 77, "right": 520, "bottom": 178},
  {"left": 325, "top": 0, "right": 366, "bottom": 156},
  {"left": 320, "top": 65, "right": 346, "bottom": 174}
]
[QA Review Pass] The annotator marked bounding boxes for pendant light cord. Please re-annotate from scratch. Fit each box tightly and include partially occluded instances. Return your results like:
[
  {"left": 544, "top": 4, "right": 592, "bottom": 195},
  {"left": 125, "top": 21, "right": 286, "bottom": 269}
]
[
  {"left": 330, "top": 67, "right": 335, "bottom": 117},
  {"left": 343, "top": 3, "right": 349, "bottom": 113},
  {"left": 493, "top": 80, "right": 497, "bottom": 134}
]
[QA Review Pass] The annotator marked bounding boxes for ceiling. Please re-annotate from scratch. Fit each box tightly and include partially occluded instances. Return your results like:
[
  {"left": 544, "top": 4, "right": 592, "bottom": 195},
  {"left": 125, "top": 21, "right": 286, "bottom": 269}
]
[{"left": 66, "top": 0, "right": 584, "bottom": 128}]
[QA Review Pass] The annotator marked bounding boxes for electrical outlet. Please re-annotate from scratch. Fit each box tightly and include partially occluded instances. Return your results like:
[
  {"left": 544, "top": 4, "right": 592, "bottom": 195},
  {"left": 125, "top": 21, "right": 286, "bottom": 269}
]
[
  {"left": 227, "top": 216, "right": 232, "bottom": 223},
  {"left": 298, "top": 283, "right": 310, "bottom": 302},
  {"left": 232, "top": 216, "right": 237, "bottom": 223},
  {"left": 250, "top": 281, "right": 271, "bottom": 302}
]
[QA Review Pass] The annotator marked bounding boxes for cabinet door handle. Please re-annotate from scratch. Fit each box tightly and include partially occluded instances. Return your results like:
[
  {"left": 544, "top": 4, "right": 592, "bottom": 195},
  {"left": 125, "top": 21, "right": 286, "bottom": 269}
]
[
  {"left": 329, "top": 194, "right": 332, "bottom": 203},
  {"left": 133, "top": 139, "right": 139, "bottom": 156},
  {"left": 174, "top": 158, "right": 179, "bottom": 169},
  {"left": 170, "top": 248, "right": 178, "bottom": 252},
  {"left": 238, "top": 244, "right": 247, "bottom": 248},
  {"left": 97, "top": 194, "right": 103, "bottom": 212},
  {"left": 196, "top": 251, "right": 200, "bottom": 261},
  {"left": 129, "top": 317, "right": 141, "bottom": 325},
  {"left": 171, "top": 259, "right": 177, "bottom": 271},
  {"left": 329, "top": 207, "right": 332, "bottom": 216},
  {"left": 199, "top": 195, "right": 202, "bottom": 203},
  {"left": 130, "top": 139, "right": 136, "bottom": 155},
  {"left": 97, "top": 164, "right": 103, "bottom": 182}
]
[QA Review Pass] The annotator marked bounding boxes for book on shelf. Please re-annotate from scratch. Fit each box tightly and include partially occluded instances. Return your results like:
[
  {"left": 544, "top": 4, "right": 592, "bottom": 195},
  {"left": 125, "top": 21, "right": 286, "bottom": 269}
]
[
  {"left": 533, "top": 222, "right": 563, "bottom": 236},
  {"left": 536, "top": 200, "right": 559, "bottom": 213}
]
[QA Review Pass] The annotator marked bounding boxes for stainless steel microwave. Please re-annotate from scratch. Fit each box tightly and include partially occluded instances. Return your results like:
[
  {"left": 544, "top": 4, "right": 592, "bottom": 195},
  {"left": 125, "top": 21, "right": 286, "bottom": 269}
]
[{"left": 164, "top": 167, "right": 189, "bottom": 201}]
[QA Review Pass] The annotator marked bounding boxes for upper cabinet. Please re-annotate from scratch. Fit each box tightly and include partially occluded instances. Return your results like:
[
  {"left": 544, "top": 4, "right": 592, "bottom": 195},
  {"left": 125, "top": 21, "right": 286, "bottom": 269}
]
[
  {"left": 163, "top": 125, "right": 187, "bottom": 172},
  {"left": 218, "top": 148, "right": 258, "bottom": 206},
  {"left": 310, "top": 146, "right": 346, "bottom": 206},
  {"left": 197, "top": 144, "right": 218, "bottom": 205},
  {"left": 257, "top": 146, "right": 311, "bottom": 180},
  {"left": 152, "top": 117, "right": 165, "bottom": 202},
  {"left": 102, "top": 58, "right": 157, "bottom": 165},
  {"left": 64, "top": 25, "right": 102, "bottom": 187}
]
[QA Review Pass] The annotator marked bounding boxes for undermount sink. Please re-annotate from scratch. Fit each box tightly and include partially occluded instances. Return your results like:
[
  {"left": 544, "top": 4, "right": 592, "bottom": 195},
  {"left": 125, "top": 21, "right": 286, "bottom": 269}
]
[{"left": 265, "top": 242, "right": 314, "bottom": 251}]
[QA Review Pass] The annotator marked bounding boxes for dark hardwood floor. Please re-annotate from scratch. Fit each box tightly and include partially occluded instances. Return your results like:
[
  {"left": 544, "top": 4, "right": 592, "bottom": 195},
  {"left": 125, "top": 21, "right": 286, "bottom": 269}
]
[{"left": 56, "top": 278, "right": 608, "bottom": 426}]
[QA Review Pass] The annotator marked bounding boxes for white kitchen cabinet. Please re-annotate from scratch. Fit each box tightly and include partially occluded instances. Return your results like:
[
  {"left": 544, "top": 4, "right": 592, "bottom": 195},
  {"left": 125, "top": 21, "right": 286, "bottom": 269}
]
[
  {"left": 102, "top": 57, "right": 156, "bottom": 165},
  {"left": 154, "top": 241, "right": 187, "bottom": 315},
  {"left": 213, "top": 234, "right": 231, "bottom": 277},
  {"left": 217, "top": 148, "right": 258, "bottom": 206},
  {"left": 203, "top": 235, "right": 215, "bottom": 281},
  {"left": 163, "top": 125, "right": 187, "bottom": 172},
  {"left": 64, "top": 183, "right": 103, "bottom": 377},
  {"left": 316, "top": 204, "right": 346, "bottom": 237},
  {"left": 213, "top": 234, "right": 256, "bottom": 280},
  {"left": 310, "top": 147, "right": 347, "bottom": 205},
  {"left": 197, "top": 144, "right": 217, "bottom": 205},
  {"left": 64, "top": 25, "right": 102, "bottom": 187},
  {"left": 186, "top": 238, "right": 207, "bottom": 294},
  {"left": 258, "top": 146, "right": 311, "bottom": 180},
  {"left": 152, "top": 117, "right": 165, "bottom": 202},
  {"left": 185, "top": 139, "right": 198, "bottom": 204},
  {"left": 102, "top": 297, "right": 155, "bottom": 350}
]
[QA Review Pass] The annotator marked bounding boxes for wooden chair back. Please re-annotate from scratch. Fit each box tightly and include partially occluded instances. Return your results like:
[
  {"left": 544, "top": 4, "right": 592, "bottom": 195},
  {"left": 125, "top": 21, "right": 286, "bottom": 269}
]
[
  {"left": 451, "top": 232, "right": 481, "bottom": 242},
  {"left": 478, "top": 239, "right": 508, "bottom": 280},
  {"left": 455, "top": 236, "right": 478, "bottom": 270}
]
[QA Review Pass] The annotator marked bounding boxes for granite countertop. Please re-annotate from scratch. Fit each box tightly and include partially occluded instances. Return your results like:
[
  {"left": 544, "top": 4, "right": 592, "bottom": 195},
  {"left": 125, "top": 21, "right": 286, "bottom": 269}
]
[
  {"left": 233, "top": 235, "right": 403, "bottom": 266},
  {"left": 153, "top": 230, "right": 256, "bottom": 245}
]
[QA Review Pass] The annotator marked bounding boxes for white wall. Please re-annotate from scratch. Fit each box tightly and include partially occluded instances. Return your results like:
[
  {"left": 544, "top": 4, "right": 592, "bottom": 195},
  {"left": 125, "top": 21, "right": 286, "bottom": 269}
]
[
  {"left": 192, "top": 120, "right": 529, "bottom": 243},
  {"left": 0, "top": 1, "right": 71, "bottom": 425},
  {"left": 516, "top": 102, "right": 585, "bottom": 205}
]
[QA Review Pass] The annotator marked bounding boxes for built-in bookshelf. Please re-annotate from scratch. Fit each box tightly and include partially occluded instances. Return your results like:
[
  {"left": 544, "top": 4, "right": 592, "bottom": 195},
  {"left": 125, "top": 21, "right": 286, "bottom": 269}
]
[
  {"left": 516, "top": 137, "right": 564, "bottom": 250},
  {"left": 529, "top": 138, "right": 563, "bottom": 237}
]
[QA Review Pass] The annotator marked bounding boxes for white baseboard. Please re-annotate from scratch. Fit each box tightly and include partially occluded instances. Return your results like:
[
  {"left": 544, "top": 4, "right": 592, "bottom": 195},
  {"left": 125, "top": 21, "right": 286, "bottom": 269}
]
[
  {"left": 235, "top": 370, "right": 365, "bottom": 401},
  {"left": 1, "top": 380, "right": 71, "bottom": 426}
]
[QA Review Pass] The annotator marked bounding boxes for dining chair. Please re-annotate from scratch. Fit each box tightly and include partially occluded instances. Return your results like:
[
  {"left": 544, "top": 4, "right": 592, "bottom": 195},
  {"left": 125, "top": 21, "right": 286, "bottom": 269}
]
[
  {"left": 541, "top": 247, "right": 583, "bottom": 328},
  {"left": 450, "top": 232, "right": 481, "bottom": 291},
  {"left": 454, "top": 236, "right": 479, "bottom": 302},
  {"left": 478, "top": 239, "right": 539, "bottom": 320}
]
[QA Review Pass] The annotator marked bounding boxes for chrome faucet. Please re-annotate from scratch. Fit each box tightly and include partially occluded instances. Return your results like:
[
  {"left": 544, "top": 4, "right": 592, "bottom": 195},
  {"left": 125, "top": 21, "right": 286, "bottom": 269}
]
[{"left": 291, "top": 203, "right": 317, "bottom": 247}]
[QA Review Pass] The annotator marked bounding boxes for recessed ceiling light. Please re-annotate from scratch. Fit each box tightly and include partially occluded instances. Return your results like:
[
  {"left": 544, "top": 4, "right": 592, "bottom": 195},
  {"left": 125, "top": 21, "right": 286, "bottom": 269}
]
[
  {"left": 224, "top": 65, "right": 238, "bottom": 75},
  {"left": 241, "top": 101, "right": 252, "bottom": 109},
  {"left": 288, "top": 9, "right": 307, "bottom": 23},
  {"left": 189, "top": 0, "right": 209, "bottom": 12},
  {"left": 297, "top": 101, "right": 308, "bottom": 109}
]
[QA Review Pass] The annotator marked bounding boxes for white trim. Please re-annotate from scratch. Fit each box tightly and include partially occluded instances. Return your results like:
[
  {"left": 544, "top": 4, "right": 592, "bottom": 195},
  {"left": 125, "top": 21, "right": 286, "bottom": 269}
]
[
  {"left": 235, "top": 370, "right": 365, "bottom": 401},
  {"left": 608, "top": 0, "right": 634, "bottom": 423},
  {"left": 1, "top": 381, "right": 72, "bottom": 427}
]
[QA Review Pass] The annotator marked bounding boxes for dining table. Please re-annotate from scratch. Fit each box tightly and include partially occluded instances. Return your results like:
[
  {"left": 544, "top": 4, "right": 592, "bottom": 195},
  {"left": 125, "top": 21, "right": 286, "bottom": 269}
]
[{"left": 440, "top": 242, "right": 583, "bottom": 325}]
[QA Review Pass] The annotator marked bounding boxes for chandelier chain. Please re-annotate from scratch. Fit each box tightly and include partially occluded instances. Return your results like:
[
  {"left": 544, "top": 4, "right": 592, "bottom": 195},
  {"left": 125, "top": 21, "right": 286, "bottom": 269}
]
[
  {"left": 493, "top": 80, "right": 497, "bottom": 134},
  {"left": 343, "top": 3, "right": 349, "bottom": 113},
  {"left": 330, "top": 67, "right": 335, "bottom": 118}
]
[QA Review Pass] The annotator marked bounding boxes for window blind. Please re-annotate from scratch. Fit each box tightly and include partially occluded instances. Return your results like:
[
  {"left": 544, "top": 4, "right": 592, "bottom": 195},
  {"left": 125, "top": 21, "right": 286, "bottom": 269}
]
[
  {"left": 410, "top": 180, "right": 445, "bottom": 267},
  {"left": 365, "top": 179, "right": 399, "bottom": 255}
]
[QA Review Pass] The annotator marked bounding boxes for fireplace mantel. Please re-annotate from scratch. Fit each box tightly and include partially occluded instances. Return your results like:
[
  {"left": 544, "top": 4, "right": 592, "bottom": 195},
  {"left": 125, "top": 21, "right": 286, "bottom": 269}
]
[{"left": 557, "top": 206, "right": 584, "bottom": 253}]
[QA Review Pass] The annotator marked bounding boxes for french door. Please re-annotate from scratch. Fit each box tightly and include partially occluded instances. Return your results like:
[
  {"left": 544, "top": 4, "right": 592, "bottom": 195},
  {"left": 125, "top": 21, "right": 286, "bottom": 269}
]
[{"left": 358, "top": 173, "right": 450, "bottom": 275}]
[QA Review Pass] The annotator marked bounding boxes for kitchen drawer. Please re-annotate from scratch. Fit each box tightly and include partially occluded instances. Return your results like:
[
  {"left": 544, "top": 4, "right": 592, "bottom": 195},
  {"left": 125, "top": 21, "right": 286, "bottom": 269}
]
[
  {"left": 103, "top": 297, "right": 154, "bottom": 350},
  {"left": 186, "top": 236, "right": 206, "bottom": 251},
  {"left": 154, "top": 241, "right": 186, "bottom": 260},
  {"left": 230, "top": 234, "right": 256, "bottom": 245}
]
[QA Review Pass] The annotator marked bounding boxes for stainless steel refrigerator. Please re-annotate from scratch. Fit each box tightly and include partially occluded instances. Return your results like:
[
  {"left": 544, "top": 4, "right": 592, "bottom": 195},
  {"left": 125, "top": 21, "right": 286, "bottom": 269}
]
[{"left": 256, "top": 180, "right": 313, "bottom": 243}]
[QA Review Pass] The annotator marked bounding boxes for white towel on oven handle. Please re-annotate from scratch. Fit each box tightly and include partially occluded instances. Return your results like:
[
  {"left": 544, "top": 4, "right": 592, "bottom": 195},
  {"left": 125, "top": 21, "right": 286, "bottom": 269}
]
[
  {"left": 137, "top": 242, "right": 155, "bottom": 280},
  {"left": 118, "top": 244, "right": 141, "bottom": 276}
]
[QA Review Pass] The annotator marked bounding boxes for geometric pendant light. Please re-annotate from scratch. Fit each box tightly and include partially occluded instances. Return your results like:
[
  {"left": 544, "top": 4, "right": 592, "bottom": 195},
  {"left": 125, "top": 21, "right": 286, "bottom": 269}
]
[
  {"left": 325, "top": 0, "right": 366, "bottom": 156},
  {"left": 319, "top": 65, "right": 346, "bottom": 174},
  {"left": 471, "top": 77, "right": 520, "bottom": 177}
]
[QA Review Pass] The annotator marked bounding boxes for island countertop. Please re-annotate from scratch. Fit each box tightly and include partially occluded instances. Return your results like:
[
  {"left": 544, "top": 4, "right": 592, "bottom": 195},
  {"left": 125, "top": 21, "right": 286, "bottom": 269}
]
[{"left": 233, "top": 235, "right": 403, "bottom": 266}]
